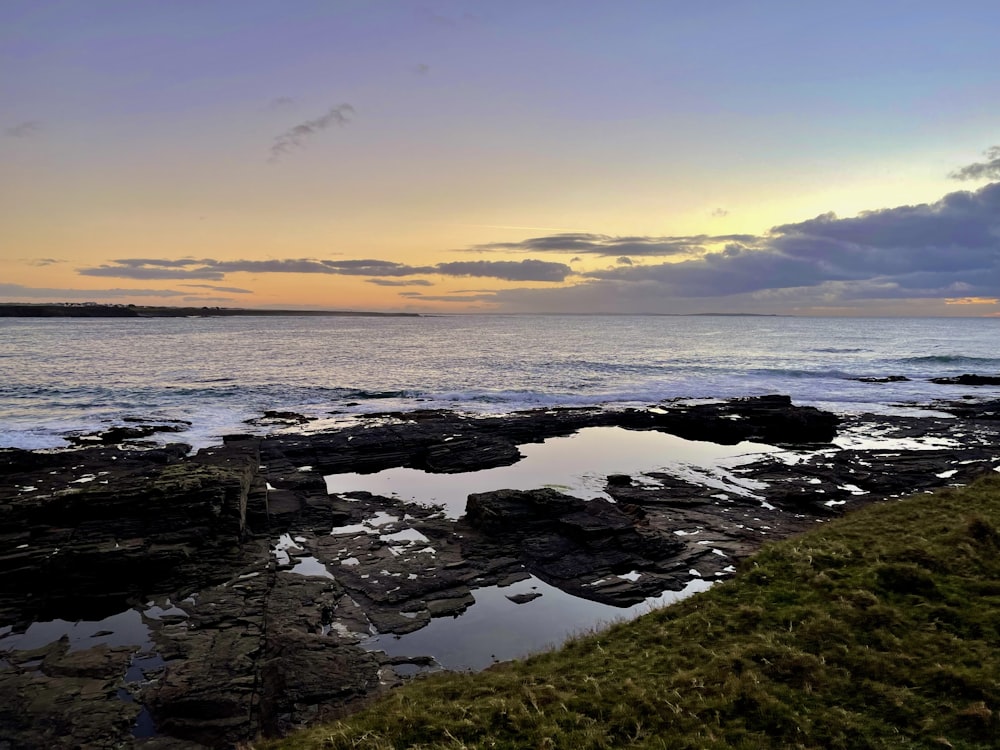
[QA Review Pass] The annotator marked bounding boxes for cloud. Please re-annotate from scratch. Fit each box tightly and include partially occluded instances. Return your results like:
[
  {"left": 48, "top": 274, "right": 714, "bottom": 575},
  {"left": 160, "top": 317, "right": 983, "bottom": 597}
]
[
  {"left": 268, "top": 96, "right": 295, "bottom": 109},
  {"left": 80, "top": 263, "right": 225, "bottom": 280},
  {"left": 0, "top": 283, "right": 187, "bottom": 299},
  {"left": 110, "top": 257, "right": 214, "bottom": 267},
  {"left": 412, "top": 63, "right": 430, "bottom": 75},
  {"left": 434, "top": 259, "right": 571, "bottom": 282},
  {"left": 950, "top": 146, "right": 1000, "bottom": 181},
  {"left": 269, "top": 104, "right": 354, "bottom": 160},
  {"left": 181, "top": 296, "right": 234, "bottom": 304},
  {"left": 4, "top": 121, "right": 41, "bottom": 137},
  {"left": 464, "top": 180, "right": 1000, "bottom": 313},
  {"left": 365, "top": 279, "right": 434, "bottom": 287},
  {"left": 711, "top": 208, "right": 729, "bottom": 218},
  {"left": 316, "top": 259, "right": 428, "bottom": 276},
  {"left": 471, "top": 232, "right": 755, "bottom": 258},
  {"left": 576, "top": 182, "right": 1000, "bottom": 301},
  {"left": 70, "top": 172, "right": 1000, "bottom": 313},
  {"left": 79, "top": 258, "right": 419, "bottom": 279},
  {"left": 24, "top": 258, "right": 65, "bottom": 266},
  {"left": 180, "top": 283, "right": 253, "bottom": 294},
  {"left": 78, "top": 257, "right": 571, "bottom": 283},
  {"left": 211, "top": 259, "right": 427, "bottom": 276},
  {"left": 945, "top": 296, "right": 999, "bottom": 305},
  {"left": 399, "top": 292, "right": 497, "bottom": 302}
]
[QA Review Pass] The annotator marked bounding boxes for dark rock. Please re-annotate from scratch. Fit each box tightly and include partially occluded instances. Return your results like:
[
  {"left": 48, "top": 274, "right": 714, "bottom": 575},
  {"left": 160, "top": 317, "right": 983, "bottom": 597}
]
[
  {"left": 506, "top": 592, "right": 542, "bottom": 604},
  {"left": 246, "top": 410, "right": 311, "bottom": 426},
  {"left": 466, "top": 489, "right": 583, "bottom": 532},
  {"left": 855, "top": 375, "right": 911, "bottom": 383},
  {"left": 0, "top": 440, "right": 261, "bottom": 625},
  {"left": 66, "top": 423, "right": 187, "bottom": 445},
  {"left": 930, "top": 374, "right": 1000, "bottom": 386},
  {"left": 617, "top": 395, "right": 839, "bottom": 445},
  {"left": 938, "top": 398, "right": 1000, "bottom": 420},
  {"left": 465, "top": 489, "right": 684, "bottom": 605},
  {"left": 421, "top": 436, "right": 523, "bottom": 473},
  {"left": 0, "top": 638, "right": 140, "bottom": 749},
  {"left": 607, "top": 474, "right": 633, "bottom": 486}
]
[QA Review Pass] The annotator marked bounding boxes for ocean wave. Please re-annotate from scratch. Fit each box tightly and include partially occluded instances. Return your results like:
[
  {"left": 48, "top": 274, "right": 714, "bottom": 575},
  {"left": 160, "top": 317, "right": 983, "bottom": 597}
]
[
  {"left": 809, "top": 347, "right": 869, "bottom": 354},
  {"left": 348, "top": 389, "right": 420, "bottom": 400},
  {"left": 745, "top": 368, "right": 858, "bottom": 380}
]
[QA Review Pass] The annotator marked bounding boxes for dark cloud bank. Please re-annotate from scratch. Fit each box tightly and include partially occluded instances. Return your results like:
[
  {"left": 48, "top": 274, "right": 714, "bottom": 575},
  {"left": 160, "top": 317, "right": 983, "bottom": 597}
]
[{"left": 464, "top": 180, "right": 1000, "bottom": 312}]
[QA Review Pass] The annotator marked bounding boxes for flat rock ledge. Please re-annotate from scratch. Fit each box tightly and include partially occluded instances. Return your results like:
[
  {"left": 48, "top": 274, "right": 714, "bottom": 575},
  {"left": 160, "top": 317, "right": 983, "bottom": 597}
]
[{"left": 2, "top": 395, "right": 999, "bottom": 748}]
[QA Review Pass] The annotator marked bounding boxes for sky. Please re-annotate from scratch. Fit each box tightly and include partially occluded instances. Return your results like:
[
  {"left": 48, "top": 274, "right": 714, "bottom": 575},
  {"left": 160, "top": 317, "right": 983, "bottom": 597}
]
[{"left": 2, "top": 0, "right": 1000, "bottom": 316}]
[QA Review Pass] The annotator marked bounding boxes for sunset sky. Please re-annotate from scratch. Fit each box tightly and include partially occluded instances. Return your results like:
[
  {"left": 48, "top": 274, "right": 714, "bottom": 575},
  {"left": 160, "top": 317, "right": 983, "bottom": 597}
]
[{"left": 3, "top": 1, "right": 1000, "bottom": 315}]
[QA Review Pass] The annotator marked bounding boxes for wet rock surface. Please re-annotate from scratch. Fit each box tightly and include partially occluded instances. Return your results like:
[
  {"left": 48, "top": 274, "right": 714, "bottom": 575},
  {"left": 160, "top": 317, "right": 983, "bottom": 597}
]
[{"left": 2, "top": 395, "right": 999, "bottom": 748}]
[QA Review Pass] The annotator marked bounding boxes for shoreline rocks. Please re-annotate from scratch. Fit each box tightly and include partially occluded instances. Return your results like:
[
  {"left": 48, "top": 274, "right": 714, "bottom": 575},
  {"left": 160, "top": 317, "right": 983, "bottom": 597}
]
[
  {"left": 929, "top": 374, "right": 1000, "bottom": 386},
  {"left": 2, "top": 396, "right": 1000, "bottom": 748}
]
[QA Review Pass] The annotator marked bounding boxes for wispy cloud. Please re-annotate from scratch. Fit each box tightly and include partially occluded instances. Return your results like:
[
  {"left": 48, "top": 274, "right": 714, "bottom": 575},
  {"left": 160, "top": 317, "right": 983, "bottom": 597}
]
[
  {"left": 4, "top": 120, "right": 42, "bottom": 138},
  {"left": 80, "top": 264, "right": 225, "bottom": 280},
  {"left": 366, "top": 278, "right": 434, "bottom": 287},
  {"left": 711, "top": 208, "right": 729, "bottom": 218},
  {"left": 79, "top": 257, "right": 573, "bottom": 283},
  {"left": 950, "top": 146, "right": 1000, "bottom": 181},
  {"left": 0, "top": 283, "right": 187, "bottom": 299},
  {"left": 470, "top": 232, "right": 755, "bottom": 258},
  {"left": 435, "top": 259, "right": 571, "bottom": 282},
  {"left": 182, "top": 296, "right": 235, "bottom": 304},
  {"left": 269, "top": 104, "right": 354, "bottom": 161},
  {"left": 399, "top": 292, "right": 497, "bottom": 302},
  {"left": 180, "top": 283, "right": 253, "bottom": 294},
  {"left": 267, "top": 96, "right": 295, "bottom": 109},
  {"left": 23, "top": 258, "right": 66, "bottom": 266}
]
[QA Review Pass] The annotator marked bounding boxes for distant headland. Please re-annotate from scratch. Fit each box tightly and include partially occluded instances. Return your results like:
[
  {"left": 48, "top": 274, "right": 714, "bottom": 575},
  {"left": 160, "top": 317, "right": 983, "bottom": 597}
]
[{"left": 0, "top": 303, "right": 419, "bottom": 318}]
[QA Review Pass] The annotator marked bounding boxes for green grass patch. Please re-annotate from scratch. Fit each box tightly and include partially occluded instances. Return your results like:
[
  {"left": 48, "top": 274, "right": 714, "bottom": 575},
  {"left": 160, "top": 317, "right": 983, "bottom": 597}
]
[{"left": 259, "top": 475, "right": 1000, "bottom": 749}]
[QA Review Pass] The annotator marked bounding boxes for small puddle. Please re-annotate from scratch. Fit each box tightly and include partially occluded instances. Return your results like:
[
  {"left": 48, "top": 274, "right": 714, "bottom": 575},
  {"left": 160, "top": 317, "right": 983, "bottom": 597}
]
[
  {"left": 363, "top": 575, "right": 713, "bottom": 671},
  {"left": 0, "top": 608, "right": 153, "bottom": 653},
  {"left": 326, "top": 426, "right": 779, "bottom": 517},
  {"left": 290, "top": 556, "right": 336, "bottom": 579}
]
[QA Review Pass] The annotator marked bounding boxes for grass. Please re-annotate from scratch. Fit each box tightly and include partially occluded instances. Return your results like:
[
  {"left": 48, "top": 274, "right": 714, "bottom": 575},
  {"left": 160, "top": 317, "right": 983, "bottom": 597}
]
[{"left": 259, "top": 474, "right": 1000, "bottom": 749}]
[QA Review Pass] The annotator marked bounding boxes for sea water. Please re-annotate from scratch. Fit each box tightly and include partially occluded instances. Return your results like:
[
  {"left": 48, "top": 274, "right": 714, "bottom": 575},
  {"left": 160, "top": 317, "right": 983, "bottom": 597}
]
[{"left": 1, "top": 315, "right": 998, "bottom": 449}]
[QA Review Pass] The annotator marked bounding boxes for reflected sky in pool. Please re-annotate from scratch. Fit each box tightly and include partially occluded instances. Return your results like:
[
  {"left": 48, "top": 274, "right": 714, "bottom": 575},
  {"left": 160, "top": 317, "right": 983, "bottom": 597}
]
[
  {"left": 365, "top": 574, "right": 714, "bottom": 671},
  {"left": 325, "top": 426, "right": 781, "bottom": 517}
]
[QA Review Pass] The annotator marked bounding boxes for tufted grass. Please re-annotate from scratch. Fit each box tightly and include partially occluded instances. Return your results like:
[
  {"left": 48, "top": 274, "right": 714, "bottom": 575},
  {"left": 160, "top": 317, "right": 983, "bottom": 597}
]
[{"left": 259, "top": 474, "right": 1000, "bottom": 749}]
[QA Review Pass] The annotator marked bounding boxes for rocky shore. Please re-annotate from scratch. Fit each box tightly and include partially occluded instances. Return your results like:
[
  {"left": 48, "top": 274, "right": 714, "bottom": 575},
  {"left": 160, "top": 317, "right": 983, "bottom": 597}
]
[{"left": 2, "top": 395, "right": 999, "bottom": 748}]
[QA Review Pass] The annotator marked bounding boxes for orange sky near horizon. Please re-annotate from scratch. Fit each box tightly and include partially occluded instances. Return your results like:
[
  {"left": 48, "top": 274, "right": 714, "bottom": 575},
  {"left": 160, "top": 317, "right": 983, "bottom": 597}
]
[{"left": 3, "top": 2, "right": 1000, "bottom": 316}]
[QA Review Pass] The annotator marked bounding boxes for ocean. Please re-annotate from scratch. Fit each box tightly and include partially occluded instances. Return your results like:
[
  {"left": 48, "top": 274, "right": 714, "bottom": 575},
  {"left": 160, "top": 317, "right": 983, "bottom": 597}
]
[{"left": 1, "top": 314, "right": 998, "bottom": 450}]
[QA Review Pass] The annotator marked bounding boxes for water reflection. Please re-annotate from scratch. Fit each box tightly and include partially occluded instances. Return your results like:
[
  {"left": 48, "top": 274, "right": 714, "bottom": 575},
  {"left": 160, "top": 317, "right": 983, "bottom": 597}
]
[
  {"left": 0, "top": 608, "right": 152, "bottom": 652},
  {"left": 365, "top": 575, "right": 713, "bottom": 671},
  {"left": 326, "top": 426, "right": 779, "bottom": 517}
]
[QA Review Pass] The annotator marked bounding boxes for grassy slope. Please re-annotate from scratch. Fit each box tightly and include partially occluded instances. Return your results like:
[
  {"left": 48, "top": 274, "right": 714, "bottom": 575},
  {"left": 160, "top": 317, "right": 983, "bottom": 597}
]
[{"left": 262, "top": 475, "right": 1000, "bottom": 749}]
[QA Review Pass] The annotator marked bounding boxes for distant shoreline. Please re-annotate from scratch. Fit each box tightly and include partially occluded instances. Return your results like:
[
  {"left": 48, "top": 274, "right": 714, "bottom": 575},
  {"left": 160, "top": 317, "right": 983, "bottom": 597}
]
[{"left": 0, "top": 303, "right": 420, "bottom": 318}]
